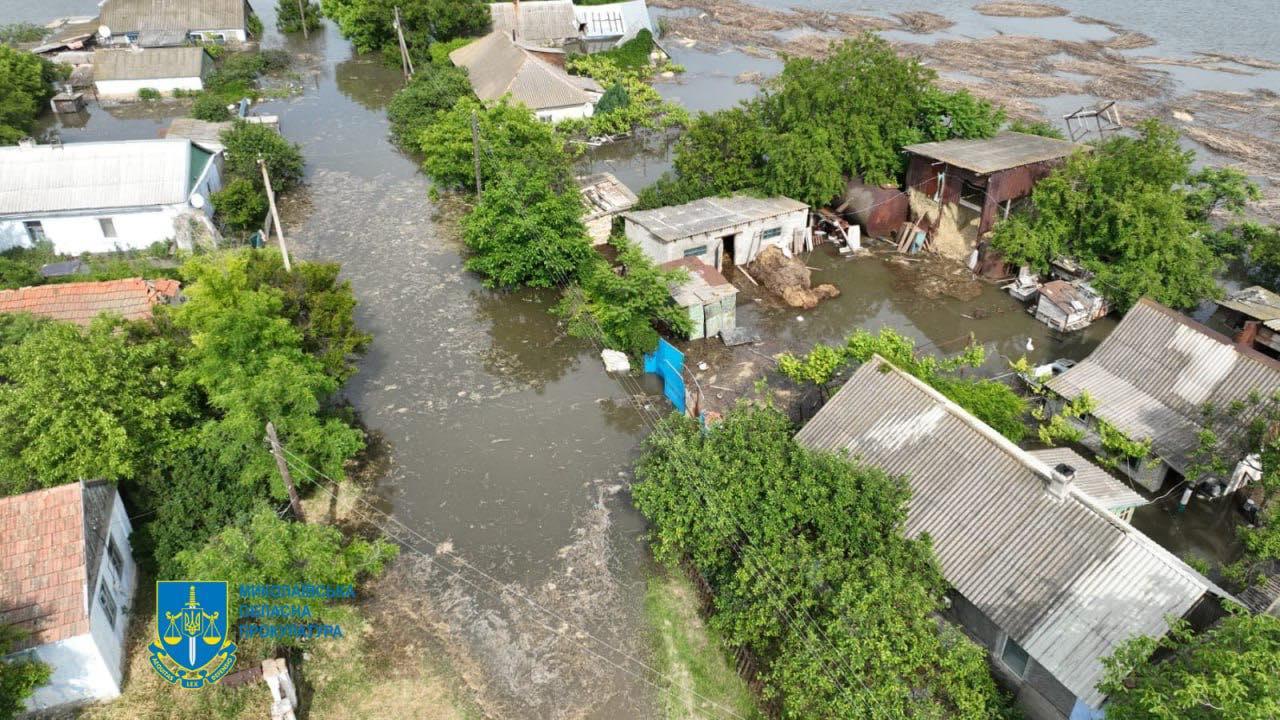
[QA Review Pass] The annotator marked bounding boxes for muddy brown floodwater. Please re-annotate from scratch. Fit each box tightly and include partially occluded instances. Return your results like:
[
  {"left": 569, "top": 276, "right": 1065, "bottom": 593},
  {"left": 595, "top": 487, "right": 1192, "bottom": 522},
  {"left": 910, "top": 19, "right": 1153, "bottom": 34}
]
[{"left": 9, "top": 0, "right": 1278, "bottom": 715}]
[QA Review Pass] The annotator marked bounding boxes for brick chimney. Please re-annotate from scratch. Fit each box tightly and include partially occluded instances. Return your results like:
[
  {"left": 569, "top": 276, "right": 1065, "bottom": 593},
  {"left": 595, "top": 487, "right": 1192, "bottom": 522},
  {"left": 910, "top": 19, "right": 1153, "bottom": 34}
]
[
  {"left": 1048, "top": 463, "right": 1075, "bottom": 499},
  {"left": 1236, "top": 320, "right": 1261, "bottom": 350}
]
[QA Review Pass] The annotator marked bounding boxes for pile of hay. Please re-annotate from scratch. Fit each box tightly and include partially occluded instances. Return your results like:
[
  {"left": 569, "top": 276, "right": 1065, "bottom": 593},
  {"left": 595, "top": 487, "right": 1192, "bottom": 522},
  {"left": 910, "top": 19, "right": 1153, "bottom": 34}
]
[{"left": 746, "top": 246, "right": 840, "bottom": 309}]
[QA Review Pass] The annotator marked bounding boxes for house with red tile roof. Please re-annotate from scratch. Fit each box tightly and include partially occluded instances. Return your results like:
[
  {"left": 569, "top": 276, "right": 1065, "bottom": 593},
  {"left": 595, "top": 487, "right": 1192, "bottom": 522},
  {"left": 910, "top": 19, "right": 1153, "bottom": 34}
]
[
  {"left": 0, "top": 277, "right": 181, "bottom": 326},
  {"left": 0, "top": 481, "right": 137, "bottom": 712}
]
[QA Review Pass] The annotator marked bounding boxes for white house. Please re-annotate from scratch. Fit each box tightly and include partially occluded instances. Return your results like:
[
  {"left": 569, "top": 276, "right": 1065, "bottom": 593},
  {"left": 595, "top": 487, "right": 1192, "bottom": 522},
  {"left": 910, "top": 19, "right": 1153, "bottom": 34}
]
[
  {"left": 450, "top": 31, "right": 602, "bottom": 123},
  {"left": 99, "top": 0, "right": 254, "bottom": 45},
  {"left": 622, "top": 195, "right": 810, "bottom": 271},
  {"left": 0, "top": 480, "right": 138, "bottom": 712},
  {"left": 93, "top": 46, "right": 212, "bottom": 98},
  {"left": 0, "top": 138, "right": 221, "bottom": 255}
]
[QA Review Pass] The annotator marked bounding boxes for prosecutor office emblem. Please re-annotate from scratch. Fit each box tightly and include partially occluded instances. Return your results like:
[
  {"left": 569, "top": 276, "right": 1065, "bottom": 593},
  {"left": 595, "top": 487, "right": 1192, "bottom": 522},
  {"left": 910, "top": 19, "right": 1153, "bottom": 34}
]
[{"left": 149, "top": 581, "right": 238, "bottom": 688}]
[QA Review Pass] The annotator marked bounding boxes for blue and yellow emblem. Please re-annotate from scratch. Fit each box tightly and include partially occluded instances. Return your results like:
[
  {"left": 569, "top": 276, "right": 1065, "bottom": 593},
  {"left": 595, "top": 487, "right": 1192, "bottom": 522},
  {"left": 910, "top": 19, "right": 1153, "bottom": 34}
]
[{"left": 150, "top": 582, "right": 237, "bottom": 688}]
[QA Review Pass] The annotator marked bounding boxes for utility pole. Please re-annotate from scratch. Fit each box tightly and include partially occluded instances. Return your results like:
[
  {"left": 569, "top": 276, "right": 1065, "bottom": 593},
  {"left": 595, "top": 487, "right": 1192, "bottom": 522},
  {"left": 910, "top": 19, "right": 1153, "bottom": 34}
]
[
  {"left": 296, "top": 0, "right": 309, "bottom": 39},
  {"left": 258, "top": 156, "right": 291, "bottom": 272},
  {"left": 266, "top": 422, "right": 305, "bottom": 521},
  {"left": 394, "top": 7, "right": 414, "bottom": 81},
  {"left": 470, "top": 110, "right": 483, "bottom": 195}
]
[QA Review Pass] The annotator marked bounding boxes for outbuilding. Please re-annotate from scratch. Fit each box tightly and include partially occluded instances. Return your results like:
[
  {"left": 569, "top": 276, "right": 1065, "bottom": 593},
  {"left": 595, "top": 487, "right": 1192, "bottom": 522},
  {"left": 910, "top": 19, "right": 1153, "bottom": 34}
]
[
  {"left": 488, "top": 0, "right": 656, "bottom": 51},
  {"left": 0, "top": 481, "right": 138, "bottom": 713},
  {"left": 1213, "top": 285, "right": 1280, "bottom": 358},
  {"left": 902, "top": 132, "right": 1082, "bottom": 274},
  {"left": 0, "top": 138, "right": 221, "bottom": 255},
  {"left": 1033, "top": 279, "right": 1109, "bottom": 332},
  {"left": 93, "top": 46, "right": 212, "bottom": 98},
  {"left": 660, "top": 257, "right": 737, "bottom": 341},
  {"left": 578, "top": 172, "right": 638, "bottom": 245},
  {"left": 622, "top": 195, "right": 810, "bottom": 271}
]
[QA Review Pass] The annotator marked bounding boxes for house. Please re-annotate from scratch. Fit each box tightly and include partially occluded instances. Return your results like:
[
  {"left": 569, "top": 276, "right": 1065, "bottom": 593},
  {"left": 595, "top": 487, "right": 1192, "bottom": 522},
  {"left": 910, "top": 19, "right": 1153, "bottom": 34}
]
[
  {"left": 1034, "top": 279, "right": 1109, "bottom": 332},
  {"left": 1028, "top": 447, "right": 1148, "bottom": 522},
  {"left": 99, "top": 0, "right": 254, "bottom": 45},
  {"left": 573, "top": 0, "right": 655, "bottom": 48},
  {"left": 622, "top": 195, "right": 810, "bottom": 272},
  {"left": 489, "top": 0, "right": 655, "bottom": 50},
  {"left": 795, "top": 356, "right": 1228, "bottom": 720},
  {"left": 660, "top": 257, "right": 737, "bottom": 341},
  {"left": 902, "top": 132, "right": 1082, "bottom": 274},
  {"left": 0, "top": 481, "right": 138, "bottom": 712},
  {"left": 0, "top": 138, "right": 221, "bottom": 255},
  {"left": 1046, "top": 298, "right": 1280, "bottom": 492},
  {"left": 0, "top": 277, "right": 182, "bottom": 326},
  {"left": 450, "top": 31, "right": 603, "bottom": 122},
  {"left": 578, "top": 172, "right": 638, "bottom": 245},
  {"left": 93, "top": 46, "right": 212, "bottom": 98},
  {"left": 1213, "top": 285, "right": 1280, "bottom": 358}
]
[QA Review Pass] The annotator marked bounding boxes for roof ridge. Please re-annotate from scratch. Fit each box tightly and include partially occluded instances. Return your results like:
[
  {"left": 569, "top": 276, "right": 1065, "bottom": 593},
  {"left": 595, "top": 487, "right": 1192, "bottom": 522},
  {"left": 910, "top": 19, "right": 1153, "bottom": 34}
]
[{"left": 1134, "top": 297, "right": 1280, "bottom": 372}]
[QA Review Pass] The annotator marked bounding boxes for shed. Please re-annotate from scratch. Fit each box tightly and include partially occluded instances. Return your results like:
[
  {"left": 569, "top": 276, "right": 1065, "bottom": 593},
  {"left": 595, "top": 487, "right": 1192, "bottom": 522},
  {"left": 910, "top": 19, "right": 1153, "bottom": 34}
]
[
  {"left": 99, "top": 0, "right": 253, "bottom": 43},
  {"left": 1213, "top": 285, "right": 1280, "bottom": 357},
  {"left": 796, "top": 356, "right": 1228, "bottom": 720},
  {"left": 660, "top": 257, "right": 737, "bottom": 341},
  {"left": 1034, "top": 279, "right": 1108, "bottom": 332},
  {"left": 489, "top": 0, "right": 580, "bottom": 47},
  {"left": 902, "top": 132, "right": 1083, "bottom": 272},
  {"left": 1047, "top": 299, "right": 1280, "bottom": 491},
  {"left": 623, "top": 195, "right": 810, "bottom": 271},
  {"left": 93, "top": 46, "right": 212, "bottom": 98},
  {"left": 164, "top": 117, "right": 233, "bottom": 153},
  {"left": 0, "top": 278, "right": 182, "bottom": 326},
  {"left": 450, "top": 31, "right": 602, "bottom": 122},
  {"left": 577, "top": 173, "right": 638, "bottom": 245},
  {"left": 1028, "top": 447, "right": 1148, "bottom": 521}
]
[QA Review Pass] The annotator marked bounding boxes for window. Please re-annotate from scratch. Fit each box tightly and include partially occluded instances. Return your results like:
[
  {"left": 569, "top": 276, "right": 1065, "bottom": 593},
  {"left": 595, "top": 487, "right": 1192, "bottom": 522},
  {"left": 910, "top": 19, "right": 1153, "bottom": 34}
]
[
  {"left": 98, "top": 582, "right": 118, "bottom": 629},
  {"left": 761, "top": 227, "right": 782, "bottom": 240},
  {"left": 683, "top": 245, "right": 707, "bottom": 257},
  {"left": 99, "top": 218, "right": 117, "bottom": 238},
  {"left": 23, "top": 221, "right": 45, "bottom": 243},
  {"left": 107, "top": 536, "right": 124, "bottom": 580},
  {"left": 959, "top": 180, "right": 986, "bottom": 211},
  {"left": 1000, "top": 635, "right": 1030, "bottom": 678}
]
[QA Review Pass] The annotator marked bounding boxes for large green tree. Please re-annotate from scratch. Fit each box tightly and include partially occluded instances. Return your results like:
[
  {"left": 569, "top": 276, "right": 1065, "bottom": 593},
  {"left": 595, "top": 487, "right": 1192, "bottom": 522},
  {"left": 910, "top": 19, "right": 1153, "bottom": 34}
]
[
  {"left": 321, "top": 0, "right": 488, "bottom": 54},
  {"left": 419, "top": 98, "right": 572, "bottom": 192},
  {"left": 387, "top": 62, "right": 472, "bottom": 146},
  {"left": 0, "top": 46, "right": 60, "bottom": 145}
]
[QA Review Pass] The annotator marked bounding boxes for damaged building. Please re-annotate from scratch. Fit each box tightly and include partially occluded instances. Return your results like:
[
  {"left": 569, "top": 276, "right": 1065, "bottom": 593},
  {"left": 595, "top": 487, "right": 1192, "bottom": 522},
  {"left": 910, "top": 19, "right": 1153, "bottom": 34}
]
[{"left": 622, "top": 195, "right": 810, "bottom": 272}]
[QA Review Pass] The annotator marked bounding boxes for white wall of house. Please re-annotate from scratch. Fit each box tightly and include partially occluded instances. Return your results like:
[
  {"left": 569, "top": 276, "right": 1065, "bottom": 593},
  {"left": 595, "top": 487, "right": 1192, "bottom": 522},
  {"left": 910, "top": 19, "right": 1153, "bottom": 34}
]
[
  {"left": 21, "top": 634, "right": 118, "bottom": 711},
  {"left": 537, "top": 102, "right": 596, "bottom": 123},
  {"left": 2, "top": 207, "right": 185, "bottom": 254},
  {"left": 88, "top": 493, "right": 137, "bottom": 689},
  {"left": 95, "top": 76, "right": 205, "bottom": 99},
  {"left": 626, "top": 209, "right": 809, "bottom": 270}
]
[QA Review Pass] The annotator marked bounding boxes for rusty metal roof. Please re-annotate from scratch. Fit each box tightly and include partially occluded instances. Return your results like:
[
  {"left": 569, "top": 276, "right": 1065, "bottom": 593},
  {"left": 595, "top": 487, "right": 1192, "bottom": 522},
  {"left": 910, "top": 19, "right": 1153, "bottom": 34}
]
[
  {"left": 795, "top": 356, "right": 1224, "bottom": 707},
  {"left": 450, "top": 31, "right": 601, "bottom": 111},
  {"left": 902, "top": 131, "right": 1083, "bottom": 175},
  {"left": 623, "top": 195, "right": 808, "bottom": 242},
  {"left": 659, "top": 257, "right": 736, "bottom": 306},
  {"left": 1047, "top": 299, "right": 1280, "bottom": 473}
]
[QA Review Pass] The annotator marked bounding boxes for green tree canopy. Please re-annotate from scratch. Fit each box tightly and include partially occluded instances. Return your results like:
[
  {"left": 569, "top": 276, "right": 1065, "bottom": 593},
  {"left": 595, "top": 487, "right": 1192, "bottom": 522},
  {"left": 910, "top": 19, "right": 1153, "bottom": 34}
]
[
  {"left": 276, "top": 0, "right": 324, "bottom": 33},
  {"left": 0, "top": 46, "right": 60, "bottom": 145},
  {"left": 386, "top": 62, "right": 472, "bottom": 146},
  {"left": 321, "top": 0, "right": 488, "bottom": 54},
  {"left": 419, "top": 98, "right": 572, "bottom": 192},
  {"left": 220, "top": 121, "right": 306, "bottom": 194}
]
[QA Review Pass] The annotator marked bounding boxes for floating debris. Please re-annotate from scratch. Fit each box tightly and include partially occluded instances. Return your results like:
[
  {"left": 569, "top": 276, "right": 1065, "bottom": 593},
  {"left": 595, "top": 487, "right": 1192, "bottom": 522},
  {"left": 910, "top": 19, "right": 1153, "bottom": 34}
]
[{"left": 973, "top": 2, "right": 1068, "bottom": 18}]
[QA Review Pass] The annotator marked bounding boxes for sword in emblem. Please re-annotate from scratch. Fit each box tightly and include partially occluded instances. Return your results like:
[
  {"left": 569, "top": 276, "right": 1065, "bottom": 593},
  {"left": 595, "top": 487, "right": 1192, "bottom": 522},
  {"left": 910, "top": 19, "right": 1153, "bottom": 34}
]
[{"left": 189, "top": 636, "right": 197, "bottom": 666}]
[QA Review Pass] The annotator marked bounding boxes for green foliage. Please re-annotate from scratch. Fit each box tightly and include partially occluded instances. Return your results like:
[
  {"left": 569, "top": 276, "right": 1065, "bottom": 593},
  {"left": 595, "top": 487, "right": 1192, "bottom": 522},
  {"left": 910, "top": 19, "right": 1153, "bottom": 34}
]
[
  {"left": 0, "top": 23, "right": 46, "bottom": 45},
  {"left": 595, "top": 82, "right": 630, "bottom": 116},
  {"left": 1184, "top": 166, "right": 1260, "bottom": 222},
  {"left": 321, "top": 0, "right": 489, "bottom": 54},
  {"left": 461, "top": 163, "right": 594, "bottom": 289},
  {"left": 777, "top": 343, "right": 846, "bottom": 393},
  {"left": 419, "top": 98, "right": 572, "bottom": 191},
  {"left": 386, "top": 63, "right": 472, "bottom": 146},
  {"left": 175, "top": 509, "right": 397, "bottom": 638},
  {"left": 1036, "top": 391, "right": 1094, "bottom": 446},
  {"left": 137, "top": 87, "right": 162, "bottom": 101},
  {"left": 1096, "top": 420, "right": 1151, "bottom": 468},
  {"left": 555, "top": 239, "right": 692, "bottom": 355},
  {"left": 559, "top": 53, "right": 688, "bottom": 137},
  {"left": 0, "top": 46, "right": 60, "bottom": 144},
  {"left": 220, "top": 120, "right": 305, "bottom": 193},
  {"left": 916, "top": 87, "right": 1005, "bottom": 142},
  {"left": 1231, "top": 222, "right": 1280, "bottom": 287},
  {"left": 0, "top": 257, "right": 41, "bottom": 290},
  {"left": 0, "top": 625, "right": 51, "bottom": 720},
  {"left": 932, "top": 376, "right": 1028, "bottom": 443},
  {"left": 190, "top": 93, "right": 233, "bottom": 121},
  {"left": 1007, "top": 119, "right": 1065, "bottom": 139},
  {"left": 427, "top": 37, "right": 474, "bottom": 66},
  {"left": 596, "top": 29, "right": 656, "bottom": 70},
  {"left": 1100, "top": 610, "right": 1280, "bottom": 720},
  {"left": 247, "top": 13, "right": 264, "bottom": 37},
  {"left": 277, "top": 0, "right": 324, "bottom": 33},
  {"left": 990, "top": 120, "right": 1233, "bottom": 311},
  {"left": 211, "top": 177, "right": 269, "bottom": 232},
  {"left": 633, "top": 404, "right": 1010, "bottom": 718}
]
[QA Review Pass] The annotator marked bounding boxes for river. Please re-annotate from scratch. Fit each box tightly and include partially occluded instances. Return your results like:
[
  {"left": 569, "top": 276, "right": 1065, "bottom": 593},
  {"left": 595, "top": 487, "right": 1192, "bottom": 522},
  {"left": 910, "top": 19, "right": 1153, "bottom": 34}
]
[{"left": 5, "top": 0, "right": 1277, "bottom": 715}]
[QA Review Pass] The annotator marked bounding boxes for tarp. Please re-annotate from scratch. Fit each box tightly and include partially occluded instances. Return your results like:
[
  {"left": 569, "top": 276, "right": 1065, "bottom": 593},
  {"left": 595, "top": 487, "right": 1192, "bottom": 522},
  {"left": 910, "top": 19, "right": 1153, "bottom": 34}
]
[{"left": 643, "top": 338, "right": 686, "bottom": 413}]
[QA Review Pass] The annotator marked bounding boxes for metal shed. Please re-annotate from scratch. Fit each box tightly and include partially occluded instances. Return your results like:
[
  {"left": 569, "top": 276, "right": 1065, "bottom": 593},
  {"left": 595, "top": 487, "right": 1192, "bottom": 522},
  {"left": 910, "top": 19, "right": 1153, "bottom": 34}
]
[{"left": 660, "top": 257, "right": 737, "bottom": 340}]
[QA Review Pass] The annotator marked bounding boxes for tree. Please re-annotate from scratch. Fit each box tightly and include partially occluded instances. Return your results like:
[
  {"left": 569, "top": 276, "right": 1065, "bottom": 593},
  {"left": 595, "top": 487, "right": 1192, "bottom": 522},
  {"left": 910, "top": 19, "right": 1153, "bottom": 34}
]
[
  {"left": 220, "top": 121, "right": 305, "bottom": 193},
  {"left": 1099, "top": 610, "right": 1280, "bottom": 720},
  {"left": 277, "top": 0, "right": 324, "bottom": 33},
  {"left": 321, "top": 0, "right": 488, "bottom": 54},
  {"left": 175, "top": 509, "right": 398, "bottom": 641},
  {"left": 461, "top": 163, "right": 595, "bottom": 289},
  {"left": 386, "top": 63, "right": 472, "bottom": 146},
  {"left": 0, "top": 46, "right": 60, "bottom": 145},
  {"left": 0, "top": 625, "right": 50, "bottom": 720},
  {"left": 210, "top": 177, "right": 269, "bottom": 232},
  {"left": 761, "top": 126, "right": 844, "bottom": 208},
  {"left": 419, "top": 98, "right": 571, "bottom": 191},
  {"left": 990, "top": 120, "right": 1227, "bottom": 311}
]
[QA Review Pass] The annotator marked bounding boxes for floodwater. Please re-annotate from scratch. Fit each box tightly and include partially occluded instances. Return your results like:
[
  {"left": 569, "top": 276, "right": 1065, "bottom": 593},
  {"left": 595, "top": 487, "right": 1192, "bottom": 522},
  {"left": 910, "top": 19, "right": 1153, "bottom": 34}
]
[{"left": 4, "top": 0, "right": 1275, "bottom": 715}]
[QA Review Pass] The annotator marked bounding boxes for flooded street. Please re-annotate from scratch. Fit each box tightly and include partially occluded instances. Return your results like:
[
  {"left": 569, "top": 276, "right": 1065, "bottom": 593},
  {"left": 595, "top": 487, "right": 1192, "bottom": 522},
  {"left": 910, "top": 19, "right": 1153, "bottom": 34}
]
[{"left": 6, "top": 0, "right": 1279, "bottom": 715}]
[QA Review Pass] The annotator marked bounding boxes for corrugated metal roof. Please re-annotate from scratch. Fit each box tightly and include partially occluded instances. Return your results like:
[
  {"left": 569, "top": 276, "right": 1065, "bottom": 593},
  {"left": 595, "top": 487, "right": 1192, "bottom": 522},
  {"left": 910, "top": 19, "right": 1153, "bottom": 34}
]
[
  {"left": 450, "top": 31, "right": 601, "bottom": 111},
  {"left": 1029, "top": 447, "right": 1148, "bottom": 511},
  {"left": 93, "top": 46, "right": 207, "bottom": 81},
  {"left": 795, "top": 357, "right": 1222, "bottom": 707},
  {"left": 1047, "top": 299, "right": 1280, "bottom": 473},
  {"left": 489, "top": 0, "right": 579, "bottom": 44},
  {"left": 0, "top": 139, "right": 197, "bottom": 215},
  {"left": 622, "top": 195, "right": 809, "bottom": 242},
  {"left": 100, "top": 0, "right": 249, "bottom": 32},
  {"left": 902, "top": 132, "right": 1084, "bottom": 175}
]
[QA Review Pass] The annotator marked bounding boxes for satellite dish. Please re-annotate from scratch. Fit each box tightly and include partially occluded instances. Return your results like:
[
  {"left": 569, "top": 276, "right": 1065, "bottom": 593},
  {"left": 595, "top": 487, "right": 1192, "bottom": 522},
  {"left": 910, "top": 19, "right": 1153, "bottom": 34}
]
[
  {"left": 190, "top": 193, "right": 206, "bottom": 209},
  {"left": 98, "top": 25, "right": 111, "bottom": 38}
]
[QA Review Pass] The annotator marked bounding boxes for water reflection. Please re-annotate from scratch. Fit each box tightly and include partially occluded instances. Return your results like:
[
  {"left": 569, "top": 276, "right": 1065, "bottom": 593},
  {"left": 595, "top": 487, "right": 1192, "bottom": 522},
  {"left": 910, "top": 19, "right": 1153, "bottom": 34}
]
[{"left": 472, "top": 287, "right": 583, "bottom": 392}]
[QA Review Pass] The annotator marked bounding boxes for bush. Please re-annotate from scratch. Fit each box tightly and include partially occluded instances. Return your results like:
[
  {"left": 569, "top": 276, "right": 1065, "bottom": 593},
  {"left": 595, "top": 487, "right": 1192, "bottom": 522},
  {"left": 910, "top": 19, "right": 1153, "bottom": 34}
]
[
  {"left": 211, "top": 177, "right": 268, "bottom": 232},
  {"left": 0, "top": 46, "right": 61, "bottom": 144},
  {"left": 190, "top": 93, "right": 233, "bottom": 121},
  {"left": 137, "top": 87, "right": 161, "bottom": 101},
  {"left": 276, "top": 0, "right": 324, "bottom": 33},
  {"left": 0, "top": 257, "right": 41, "bottom": 290},
  {"left": 386, "top": 63, "right": 472, "bottom": 146},
  {"left": 1, "top": 625, "right": 51, "bottom": 719},
  {"left": 220, "top": 121, "right": 305, "bottom": 192},
  {"left": 0, "top": 23, "right": 46, "bottom": 45}
]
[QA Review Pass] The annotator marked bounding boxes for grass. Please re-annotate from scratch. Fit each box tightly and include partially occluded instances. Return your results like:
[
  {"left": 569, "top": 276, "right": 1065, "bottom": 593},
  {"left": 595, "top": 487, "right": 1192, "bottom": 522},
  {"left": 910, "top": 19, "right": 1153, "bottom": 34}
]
[{"left": 645, "top": 571, "right": 762, "bottom": 720}]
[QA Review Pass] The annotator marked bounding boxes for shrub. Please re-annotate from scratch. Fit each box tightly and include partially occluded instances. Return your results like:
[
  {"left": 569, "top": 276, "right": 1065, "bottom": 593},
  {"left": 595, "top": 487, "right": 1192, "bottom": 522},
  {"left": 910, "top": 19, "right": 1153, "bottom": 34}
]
[
  {"left": 386, "top": 63, "right": 472, "bottom": 146},
  {"left": 211, "top": 177, "right": 268, "bottom": 232},
  {"left": 190, "top": 93, "right": 233, "bottom": 121},
  {"left": 137, "top": 87, "right": 161, "bottom": 101},
  {"left": 220, "top": 121, "right": 305, "bottom": 193},
  {"left": 0, "top": 46, "right": 62, "bottom": 144}
]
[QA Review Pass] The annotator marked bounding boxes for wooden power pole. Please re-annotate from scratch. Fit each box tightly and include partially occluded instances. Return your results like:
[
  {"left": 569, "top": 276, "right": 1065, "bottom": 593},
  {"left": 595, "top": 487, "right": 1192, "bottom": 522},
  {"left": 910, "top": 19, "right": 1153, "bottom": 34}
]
[
  {"left": 266, "top": 422, "right": 305, "bottom": 521},
  {"left": 394, "top": 7, "right": 414, "bottom": 81},
  {"left": 296, "top": 0, "right": 309, "bottom": 39},
  {"left": 470, "top": 110, "right": 483, "bottom": 195},
  {"left": 258, "top": 156, "right": 292, "bottom": 272}
]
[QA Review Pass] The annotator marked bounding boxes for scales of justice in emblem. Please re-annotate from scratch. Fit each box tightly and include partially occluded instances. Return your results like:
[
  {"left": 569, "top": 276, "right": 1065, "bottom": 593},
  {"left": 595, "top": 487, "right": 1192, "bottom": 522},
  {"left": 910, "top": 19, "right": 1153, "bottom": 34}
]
[{"left": 150, "top": 581, "right": 238, "bottom": 688}]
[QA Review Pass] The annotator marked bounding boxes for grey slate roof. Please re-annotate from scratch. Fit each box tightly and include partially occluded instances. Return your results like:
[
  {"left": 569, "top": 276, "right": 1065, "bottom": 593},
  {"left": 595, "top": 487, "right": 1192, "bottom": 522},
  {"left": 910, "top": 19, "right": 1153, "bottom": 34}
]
[
  {"left": 902, "top": 131, "right": 1084, "bottom": 175},
  {"left": 795, "top": 356, "right": 1223, "bottom": 707},
  {"left": 0, "top": 139, "right": 198, "bottom": 216},
  {"left": 100, "top": 0, "right": 249, "bottom": 33},
  {"left": 1047, "top": 299, "right": 1280, "bottom": 473},
  {"left": 1216, "top": 285, "right": 1280, "bottom": 326},
  {"left": 82, "top": 481, "right": 117, "bottom": 602},
  {"left": 489, "top": 0, "right": 579, "bottom": 45},
  {"left": 166, "top": 117, "right": 233, "bottom": 152},
  {"left": 94, "top": 47, "right": 208, "bottom": 81},
  {"left": 1029, "top": 447, "right": 1148, "bottom": 511},
  {"left": 578, "top": 172, "right": 638, "bottom": 221},
  {"left": 622, "top": 195, "right": 808, "bottom": 243},
  {"left": 450, "top": 32, "right": 601, "bottom": 111}
]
